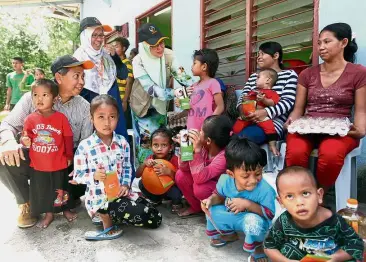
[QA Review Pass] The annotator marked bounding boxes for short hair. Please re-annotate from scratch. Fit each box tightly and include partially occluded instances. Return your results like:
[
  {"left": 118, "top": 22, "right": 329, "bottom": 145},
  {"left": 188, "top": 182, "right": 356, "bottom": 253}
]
[
  {"left": 150, "top": 127, "right": 173, "bottom": 145},
  {"left": 90, "top": 94, "right": 119, "bottom": 117},
  {"left": 32, "top": 79, "right": 58, "bottom": 98},
  {"left": 259, "top": 68, "right": 278, "bottom": 87},
  {"left": 130, "top": 48, "right": 138, "bottom": 55},
  {"left": 114, "top": 37, "right": 130, "bottom": 50},
  {"left": 225, "top": 136, "right": 267, "bottom": 171},
  {"left": 12, "top": 57, "right": 24, "bottom": 63},
  {"left": 35, "top": 68, "right": 45, "bottom": 75},
  {"left": 276, "top": 166, "right": 317, "bottom": 193},
  {"left": 193, "top": 48, "right": 219, "bottom": 78}
]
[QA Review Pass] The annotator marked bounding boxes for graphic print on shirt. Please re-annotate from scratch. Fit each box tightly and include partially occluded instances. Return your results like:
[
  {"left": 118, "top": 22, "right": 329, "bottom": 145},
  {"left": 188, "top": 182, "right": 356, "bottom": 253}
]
[
  {"left": 290, "top": 237, "right": 337, "bottom": 257},
  {"left": 31, "top": 124, "right": 60, "bottom": 154},
  {"left": 189, "top": 89, "right": 206, "bottom": 118}
]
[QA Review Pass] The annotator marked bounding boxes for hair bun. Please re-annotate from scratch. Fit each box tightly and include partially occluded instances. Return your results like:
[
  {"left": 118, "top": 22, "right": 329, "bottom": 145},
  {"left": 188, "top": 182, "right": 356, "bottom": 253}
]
[{"left": 348, "top": 39, "right": 358, "bottom": 53}]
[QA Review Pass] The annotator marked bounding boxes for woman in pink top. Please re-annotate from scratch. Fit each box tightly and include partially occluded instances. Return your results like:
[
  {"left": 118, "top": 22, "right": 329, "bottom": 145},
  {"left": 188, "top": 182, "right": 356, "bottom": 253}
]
[
  {"left": 176, "top": 115, "right": 232, "bottom": 217},
  {"left": 285, "top": 23, "right": 366, "bottom": 192}
]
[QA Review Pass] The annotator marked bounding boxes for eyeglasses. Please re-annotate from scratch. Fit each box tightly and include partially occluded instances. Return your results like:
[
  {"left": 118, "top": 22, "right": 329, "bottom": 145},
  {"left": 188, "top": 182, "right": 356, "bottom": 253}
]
[{"left": 91, "top": 34, "right": 105, "bottom": 39}]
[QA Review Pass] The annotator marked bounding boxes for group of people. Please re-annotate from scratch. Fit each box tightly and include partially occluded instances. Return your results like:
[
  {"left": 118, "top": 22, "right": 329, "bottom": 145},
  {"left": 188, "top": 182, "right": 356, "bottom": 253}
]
[{"left": 0, "top": 16, "right": 365, "bottom": 261}]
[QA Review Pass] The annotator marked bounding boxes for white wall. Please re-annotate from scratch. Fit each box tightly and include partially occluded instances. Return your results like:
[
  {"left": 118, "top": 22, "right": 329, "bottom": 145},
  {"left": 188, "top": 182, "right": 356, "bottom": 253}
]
[
  {"left": 82, "top": 0, "right": 165, "bottom": 49},
  {"left": 319, "top": 0, "right": 366, "bottom": 165}
]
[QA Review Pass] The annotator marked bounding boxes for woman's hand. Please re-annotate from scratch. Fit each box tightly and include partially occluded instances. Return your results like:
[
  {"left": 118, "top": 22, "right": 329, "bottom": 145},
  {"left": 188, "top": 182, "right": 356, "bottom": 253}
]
[
  {"left": 348, "top": 124, "right": 365, "bottom": 139},
  {"left": 226, "top": 198, "right": 249, "bottom": 214},
  {"left": 246, "top": 109, "right": 268, "bottom": 123},
  {"left": 283, "top": 117, "right": 293, "bottom": 130},
  {"left": 188, "top": 129, "right": 202, "bottom": 153},
  {"left": 118, "top": 185, "right": 130, "bottom": 197},
  {"left": 0, "top": 140, "right": 25, "bottom": 167}
]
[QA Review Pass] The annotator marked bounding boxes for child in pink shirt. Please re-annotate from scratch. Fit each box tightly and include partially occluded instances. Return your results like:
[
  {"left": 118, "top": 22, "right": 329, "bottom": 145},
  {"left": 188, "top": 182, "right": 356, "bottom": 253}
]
[
  {"left": 184, "top": 49, "right": 224, "bottom": 130},
  {"left": 176, "top": 115, "right": 232, "bottom": 218}
]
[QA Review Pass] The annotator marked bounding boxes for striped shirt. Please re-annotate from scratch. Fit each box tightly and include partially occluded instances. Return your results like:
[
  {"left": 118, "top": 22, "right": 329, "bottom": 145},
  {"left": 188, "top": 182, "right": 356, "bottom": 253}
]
[
  {"left": 236, "top": 70, "right": 298, "bottom": 139},
  {"left": 117, "top": 58, "right": 134, "bottom": 101},
  {"left": 0, "top": 92, "right": 93, "bottom": 148},
  {"left": 73, "top": 132, "right": 131, "bottom": 216}
]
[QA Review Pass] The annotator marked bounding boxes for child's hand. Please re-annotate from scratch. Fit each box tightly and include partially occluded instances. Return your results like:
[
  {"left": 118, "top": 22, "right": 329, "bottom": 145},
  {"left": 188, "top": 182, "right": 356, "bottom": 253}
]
[
  {"left": 68, "top": 171, "right": 78, "bottom": 185},
  {"left": 94, "top": 168, "right": 106, "bottom": 181},
  {"left": 20, "top": 131, "right": 31, "bottom": 148},
  {"left": 118, "top": 185, "right": 130, "bottom": 197},
  {"left": 67, "top": 160, "right": 72, "bottom": 167},
  {"left": 226, "top": 198, "right": 249, "bottom": 214},
  {"left": 256, "top": 92, "right": 265, "bottom": 102},
  {"left": 174, "top": 98, "right": 181, "bottom": 108},
  {"left": 153, "top": 164, "right": 172, "bottom": 177},
  {"left": 201, "top": 198, "right": 212, "bottom": 213},
  {"left": 186, "top": 86, "right": 194, "bottom": 97},
  {"left": 188, "top": 129, "right": 202, "bottom": 153},
  {"left": 144, "top": 159, "right": 155, "bottom": 167},
  {"left": 284, "top": 117, "right": 293, "bottom": 130}
]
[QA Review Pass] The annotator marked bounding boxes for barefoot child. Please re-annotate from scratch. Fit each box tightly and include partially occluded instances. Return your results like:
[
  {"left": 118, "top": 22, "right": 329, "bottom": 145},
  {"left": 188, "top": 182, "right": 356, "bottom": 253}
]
[
  {"left": 201, "top": 137, "right": 276, "bottom": 262},
  {"left": 233, "top": 69, "right": 280, "bottom": 155},
  {"left": 20, "top": 79, "right": 76, "bottom": 228},
  {"left": 264, "top": 166, "right": 364, "bottom": 261},
  {"left": 73, "top": 95, "right": 162, "bottom": 240},
  {"left": 136, "top": 127, "right": 182, "bottom": 213}
]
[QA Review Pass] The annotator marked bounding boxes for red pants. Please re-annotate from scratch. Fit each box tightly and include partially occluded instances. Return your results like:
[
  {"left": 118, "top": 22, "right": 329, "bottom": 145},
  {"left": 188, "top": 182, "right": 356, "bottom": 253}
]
[
  {"left": 285, "top": 133, "right": 359, "bottom": 187},
  {"left": 233, "top": 119, "right": 277, "bottom": 141},
  {"left": 175, "top": 169, "right": 217, "bottom": 212}
]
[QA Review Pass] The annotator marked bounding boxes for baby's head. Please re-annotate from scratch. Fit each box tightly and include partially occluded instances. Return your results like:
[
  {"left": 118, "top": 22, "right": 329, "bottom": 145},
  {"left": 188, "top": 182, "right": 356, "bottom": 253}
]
[
  {"left": 90, "top": 95, "right": 119, "bottom": 137},
  {"left": 225, "top": 137, "right": 267, "bottom": 191},
  {"left": 256, "top": 68, "right": 278, "bottom": 89},
  {"left": 150, "top": 127, "right": 174, "bottom": 159},
  {"left": 276, "top": 166, "right": 324, "bottom": 223},
  {"left": 31, "top": 79, "right": 58, "bottom": 111}
]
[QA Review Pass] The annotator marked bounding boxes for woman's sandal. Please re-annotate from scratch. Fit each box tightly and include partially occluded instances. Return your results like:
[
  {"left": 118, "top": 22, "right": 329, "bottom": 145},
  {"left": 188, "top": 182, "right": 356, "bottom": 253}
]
[
  {"left": 84, "top": 226, "right": 123, "bottom": 241},
  {"left": 248, "top": 253, "right": 269, "bottom": 262}
]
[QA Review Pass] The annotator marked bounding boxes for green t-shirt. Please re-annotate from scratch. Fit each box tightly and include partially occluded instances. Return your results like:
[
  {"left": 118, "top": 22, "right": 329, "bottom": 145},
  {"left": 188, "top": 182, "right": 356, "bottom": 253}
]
[
  {"left": 264, "top": 211, "right": 364, "bottom": 261},
  {"left": 6, "top": 72, "right": 34, "bottom": 105}
]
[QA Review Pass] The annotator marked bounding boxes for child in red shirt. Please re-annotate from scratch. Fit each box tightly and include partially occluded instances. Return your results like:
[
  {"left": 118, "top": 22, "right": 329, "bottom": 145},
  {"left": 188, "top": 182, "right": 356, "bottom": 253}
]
[
  {"left": 233, "top": 69, "right": 280, "bottom": 155},
  {"left": 136, "top": 127, "right": 182, "bottom": 213},
  {"left": 21, "top": 79, "right": 76, "bottom": 228}
]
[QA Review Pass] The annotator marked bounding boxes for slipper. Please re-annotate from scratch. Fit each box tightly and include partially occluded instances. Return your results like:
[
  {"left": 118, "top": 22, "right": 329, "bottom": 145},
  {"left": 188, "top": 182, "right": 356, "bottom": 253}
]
[
  {"left": 248, "top": 253, "right": 268, "bottom": 262},
  {"left": 84, "top": 226, "right": 123, "bottom": 241},
  {"left": 210, "top": 238, "right": 227, "bottom": 247}
]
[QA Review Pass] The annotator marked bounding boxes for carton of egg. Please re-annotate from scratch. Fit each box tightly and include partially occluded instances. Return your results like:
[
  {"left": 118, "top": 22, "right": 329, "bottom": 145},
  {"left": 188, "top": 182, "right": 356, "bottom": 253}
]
[{"left": 288, "top": 116, "right": 351, "bottom": 137}]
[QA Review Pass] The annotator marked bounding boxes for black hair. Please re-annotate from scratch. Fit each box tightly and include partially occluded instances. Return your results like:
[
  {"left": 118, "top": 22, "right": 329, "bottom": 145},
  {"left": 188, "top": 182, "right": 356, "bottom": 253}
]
[
  {"left": 320, "top": 22, "right": 358, "bottom": 63},
  {"left": 276, "top": 166, "right": 317, "bottom": 193},
  {"left": 225, "top": 137, "right": 267, "bottom": 172},
  {"left": 202, "top": 115, "right": 232, "bottom": 149},
  {"left": 35, "top": 68, "right": 45, "bottom": 75},
  {"left": 259, "top": 68, "right": 278, "bottom": 87},
  {"left": 12, "top": 57, "right": 24, "bottom": 63},
  {"left": 32, "top": 79, "right": 59, "bottom": 98},
  {"left": 90, "top": 94, "right": 119, "bottom": 117},
  {"left": 130, "top": 48, "right": 139, "bottom": 56},
  {"left": 150, "top": 127, "right": 174, "bottom": 145},
  {"left": 114, "top": 37, "right": 130, "bottom": 50},
  {"left": 193, "top": 48, "right": 219, "bottom": 78},
  {"left": 259, "top": 42, "right": 284, "bottom": 69}
]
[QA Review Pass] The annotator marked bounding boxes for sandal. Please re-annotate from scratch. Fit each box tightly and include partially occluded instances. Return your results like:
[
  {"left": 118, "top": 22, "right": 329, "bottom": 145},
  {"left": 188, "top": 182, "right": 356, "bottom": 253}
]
[
  {"left": 248, "top": 253, "right": 269, "bottom": 262},
  {"left": 84, "top": 226, "right": 123, "bottom": 241},
  {"left": 210, "top": 233, "right": 238, "bottom": 248}
]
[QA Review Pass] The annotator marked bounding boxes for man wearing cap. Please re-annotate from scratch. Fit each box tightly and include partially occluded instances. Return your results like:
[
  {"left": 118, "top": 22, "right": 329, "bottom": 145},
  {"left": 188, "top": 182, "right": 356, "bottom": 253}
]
[
  {"left": 130, "top": 23, "right": 178, "bottom": 164},
  {"left": 0, "top": 55, "right": 94, "bottom": 228}
]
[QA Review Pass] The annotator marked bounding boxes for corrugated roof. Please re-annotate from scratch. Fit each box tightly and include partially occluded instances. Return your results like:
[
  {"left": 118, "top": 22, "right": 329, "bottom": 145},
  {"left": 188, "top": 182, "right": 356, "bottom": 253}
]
[{"left": 0, "top": 0, "right": 81, "bottom": 6}]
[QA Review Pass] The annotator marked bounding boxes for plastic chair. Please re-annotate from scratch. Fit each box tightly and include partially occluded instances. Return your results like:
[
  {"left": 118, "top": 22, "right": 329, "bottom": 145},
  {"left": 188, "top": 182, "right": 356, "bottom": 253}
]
[
  {"left": 261, "top": 141, "right": 283, "bottom": 172},
  {"left": 127, "top": 129, "right": 137, "bottom": 170},
  {"left": 278, "top": 138, "right": 364, "bottom": 211}
]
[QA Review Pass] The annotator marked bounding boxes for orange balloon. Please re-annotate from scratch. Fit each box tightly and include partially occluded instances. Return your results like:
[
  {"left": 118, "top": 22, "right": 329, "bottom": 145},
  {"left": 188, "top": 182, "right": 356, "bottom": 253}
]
[{"left": 141, "top": 159, "right": 176, "bottom": 195}]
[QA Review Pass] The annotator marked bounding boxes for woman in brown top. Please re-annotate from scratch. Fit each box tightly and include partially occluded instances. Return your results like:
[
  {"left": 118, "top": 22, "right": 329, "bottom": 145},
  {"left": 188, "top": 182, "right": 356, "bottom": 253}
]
[{"left": 285, "top": 23, "right": 366, "bottom": 191}]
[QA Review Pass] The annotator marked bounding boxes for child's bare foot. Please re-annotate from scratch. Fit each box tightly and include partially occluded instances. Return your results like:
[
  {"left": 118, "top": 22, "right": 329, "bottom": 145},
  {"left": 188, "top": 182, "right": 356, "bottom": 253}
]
[
  {"left": 249, "top": 246, "right": 268, "bottom": 262},
  {"left": 37, "top": 212, "right": 54, "bottom": 229},
  {"left": 63, "top": 210, "right": 77, "bottom": 222},
  {"left": 269, "top": 141, "right": 280, "bottom": 156}
]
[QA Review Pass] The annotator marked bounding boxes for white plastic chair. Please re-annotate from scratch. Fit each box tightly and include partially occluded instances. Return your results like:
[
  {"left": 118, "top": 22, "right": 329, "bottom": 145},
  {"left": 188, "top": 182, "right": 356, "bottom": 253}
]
[
  {"left": 261, "top": 141, "right": 283, "bottom": 172},
  {"left": 278, "top": 138, "right": 364, "bottom": 211}
]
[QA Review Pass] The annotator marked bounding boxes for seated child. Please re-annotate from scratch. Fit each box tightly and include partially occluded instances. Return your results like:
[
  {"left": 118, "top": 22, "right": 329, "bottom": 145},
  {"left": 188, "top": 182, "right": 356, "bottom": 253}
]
[
  {"left": 21, "top": 79, "right": 76, "bottom": 228},
  {"left": 73, "top": 95, "right": 162, "bottom": 241},
  {"left": 264, "top": 166, "right": 364, "bottom": 261},
  {"left": 136, "top": 127, "right": 182, "bottom": 213},
  {"left": 201, "top": 137, "right": 276, "bottom": 262},
  {"left": 233, "top": 69, "right": 280, "bottom": 155}
]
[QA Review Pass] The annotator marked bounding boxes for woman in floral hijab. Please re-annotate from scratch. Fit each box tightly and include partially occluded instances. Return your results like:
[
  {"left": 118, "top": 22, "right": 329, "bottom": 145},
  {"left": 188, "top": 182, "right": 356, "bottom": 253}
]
[{"left": 74, "top": 17, "right": 128, "bottom": 138}]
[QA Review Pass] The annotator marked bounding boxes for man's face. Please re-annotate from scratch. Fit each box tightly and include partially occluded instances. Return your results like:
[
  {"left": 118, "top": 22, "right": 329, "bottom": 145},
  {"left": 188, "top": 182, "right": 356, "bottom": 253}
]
[
  {"left": 12, "top": 60, "right": 23, "bottom": 71},
  {"left": 55, "top": 66, "right": 85, "bottom": 97}
]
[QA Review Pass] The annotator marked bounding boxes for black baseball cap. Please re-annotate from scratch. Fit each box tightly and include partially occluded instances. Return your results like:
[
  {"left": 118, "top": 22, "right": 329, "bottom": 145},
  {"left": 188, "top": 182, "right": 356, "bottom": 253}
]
[
  {"left": 138, "top": 23, "right": 168, "bottom": 46},
  {"left": 51, "top": 55, "right": 94, "bottom": 75},
  {"left": 80, "top": 17, "right": 112, "bottom": 33}
]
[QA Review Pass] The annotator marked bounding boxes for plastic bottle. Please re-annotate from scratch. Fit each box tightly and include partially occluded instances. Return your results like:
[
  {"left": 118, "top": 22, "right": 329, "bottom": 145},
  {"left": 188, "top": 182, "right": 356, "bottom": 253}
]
[{"left": 337, "top": 199, "right": 366, "bottom": 241}]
